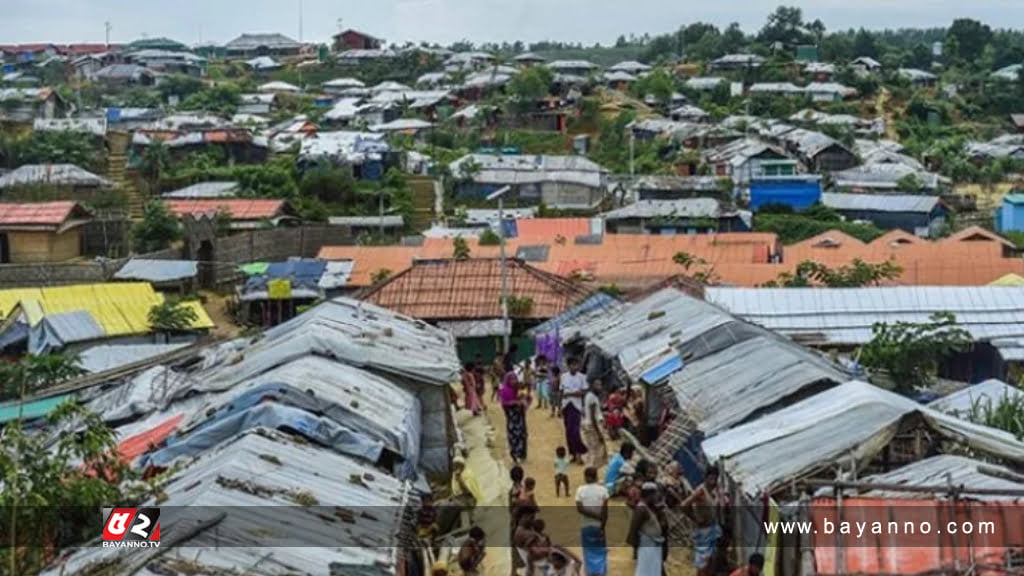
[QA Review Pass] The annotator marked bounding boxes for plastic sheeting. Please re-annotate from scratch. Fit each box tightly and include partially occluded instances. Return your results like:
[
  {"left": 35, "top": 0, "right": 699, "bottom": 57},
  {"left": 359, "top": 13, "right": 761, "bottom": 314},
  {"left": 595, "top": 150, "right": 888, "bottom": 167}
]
[
  {"left": 77, "top": 343, "right": 189, "bottom": 373},
  {"left": 114, "top": 259, "right": 198, "bottom": 282},
  {"left": 928, "top": 379, "right": 1024, "bottom": 418},
  {"left": 41, "top": 430, "right": 412, "bottom": 576},
  {"left": 669, "top": 335, "right": 849, "bottom": 435},
  {"left": 703, "top": 380, "right": 1024, "bottom": 497},
  {"left": 144, "top": 403, "right": 386, "bottom": 469},
  {"left": 28, "top": 310, "right": 104, "bottom": 354}
]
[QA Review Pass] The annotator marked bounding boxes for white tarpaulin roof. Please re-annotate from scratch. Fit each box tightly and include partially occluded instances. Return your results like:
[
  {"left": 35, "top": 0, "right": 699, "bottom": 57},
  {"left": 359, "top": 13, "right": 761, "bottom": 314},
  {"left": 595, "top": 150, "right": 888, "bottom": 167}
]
[{"left": 703, "top": 380, "right": 1024, "bottom": 497}]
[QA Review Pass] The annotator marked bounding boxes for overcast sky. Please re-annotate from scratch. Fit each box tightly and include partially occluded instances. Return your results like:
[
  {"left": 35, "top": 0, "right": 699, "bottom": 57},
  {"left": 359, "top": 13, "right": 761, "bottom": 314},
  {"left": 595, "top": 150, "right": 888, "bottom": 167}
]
[{"left": 2, "top": 0, "right": 1022, "bottom": 46}]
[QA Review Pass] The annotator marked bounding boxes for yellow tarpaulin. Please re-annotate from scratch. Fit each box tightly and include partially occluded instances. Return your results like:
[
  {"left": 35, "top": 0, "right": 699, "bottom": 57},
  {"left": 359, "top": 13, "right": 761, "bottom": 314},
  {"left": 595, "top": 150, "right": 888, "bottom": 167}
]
[
  {"left": 267, "top": 279, "right": 292, "bottom": 300},
  {"left": 990, "top": 273, "right": 1024, "bottom": 286},
  {"left": 0, "top": 283, "right": 215, "bottom": 336}
]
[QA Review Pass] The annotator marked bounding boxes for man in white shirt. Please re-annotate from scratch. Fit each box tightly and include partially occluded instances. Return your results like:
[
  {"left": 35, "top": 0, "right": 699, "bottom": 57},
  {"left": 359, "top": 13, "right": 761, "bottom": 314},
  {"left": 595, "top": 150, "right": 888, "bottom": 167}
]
[
  {"left": 575, "top": 467, "right": 609, "bottom": 576},
  {"left": 561, "top": 357, "right": 589, "bottom": 462}
]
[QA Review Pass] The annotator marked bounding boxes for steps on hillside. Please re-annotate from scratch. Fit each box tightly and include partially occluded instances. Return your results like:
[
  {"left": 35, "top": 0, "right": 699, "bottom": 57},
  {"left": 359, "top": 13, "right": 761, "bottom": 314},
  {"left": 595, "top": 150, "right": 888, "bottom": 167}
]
[
  {"left": 105, "top": 152, "right": 145, "bottom": 219},
  {"left": 407, "top": 177, "right": 437, "bottom": 232}
]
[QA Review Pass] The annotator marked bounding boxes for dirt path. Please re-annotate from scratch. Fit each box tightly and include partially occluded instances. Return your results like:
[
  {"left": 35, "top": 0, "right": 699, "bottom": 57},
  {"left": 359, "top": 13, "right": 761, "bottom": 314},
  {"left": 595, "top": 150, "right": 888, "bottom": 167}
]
[{"left": 482, "top": 396, "right": 694, "bottom": 576}]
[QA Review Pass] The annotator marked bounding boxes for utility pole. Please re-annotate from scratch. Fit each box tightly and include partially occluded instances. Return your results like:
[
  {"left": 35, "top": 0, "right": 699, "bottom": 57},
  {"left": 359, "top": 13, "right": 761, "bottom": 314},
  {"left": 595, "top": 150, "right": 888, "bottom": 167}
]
[
  {"left": 298, "top": 0, "right": 304, "bottom": 43},
  {"left": 629, "top": 131, "right": 635, "bottom": 179},
  {"left": 104, "top": 21, "right": 112, "bottom": 47},
  {"left": 486, "top": 186, "right": 512, "bottom": 354}
]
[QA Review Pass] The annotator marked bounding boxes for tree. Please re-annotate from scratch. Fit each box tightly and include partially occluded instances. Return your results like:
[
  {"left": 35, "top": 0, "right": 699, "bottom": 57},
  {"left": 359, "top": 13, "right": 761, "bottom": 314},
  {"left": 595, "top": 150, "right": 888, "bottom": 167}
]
[
  {"left": 967, "top": 392, "right": 1024, "bottom": 440},
  {"left": 633, "top": 69, "right": 675, "bottom": 108},
  {"left": 0, "top": 355, "right": 127, "bottom": 575},
  {"left": 673, "top": 251, "right": 718, "bottom": 284},
  {"left": 896, "top": 173, "right": 925, "bottom": 192},
  {"left": 179, "top": 82, "right": 242, "bottom": 115},
  {"left": 859, "top": 312, "right": 973, "bottom": 395},
  {"left": 764, "top": 258, "right": 903, "bottom": 288},
  {"left": 133, "top": 200, "right": 182, "bottom": 253},
  {"left": 758, "top": 5, "right": 808, "bottom": 46},
  {"left": 138, "top": 140, "right": 170, "bottom": 194},
  {"left": 720, "top": 23, "right": 747, "bottom": 55},
  {"left": 946, "top": 18, "right": 993, "bottom": 63},
  {"left": 299, "top": 165, "right": 357, "bottom": 205},
  {"left": 853, "top": 28, "right": 879, "bottom": 58},
  {"left": 453, "top": 236, "right": 471, "bottom": 260},
  {"left": 479, "top": 228, "right": 502, "bottom": 246},
  {"left": 508, "top": 66, "right": 554, "bottom": 112},
  {"left": 147, "top": 299, "right": 199, "bottom": 333}
]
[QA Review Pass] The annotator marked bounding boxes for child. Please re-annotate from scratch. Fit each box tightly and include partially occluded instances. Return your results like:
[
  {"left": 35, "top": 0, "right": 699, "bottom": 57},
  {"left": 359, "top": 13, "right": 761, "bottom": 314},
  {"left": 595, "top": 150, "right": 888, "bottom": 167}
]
[
  {"left": 554, "top": 446, "right": 570, "bottom": 497},
  {"left": 518, "top": 477, "right": 538, "bottom": 510},
  {"left": 535, "top": 355, "right": 550, "bottom": 410},
  {"left": 520, "top": 358, "right": 534, "bottom": 406},
  {"left": 604, "top": 388, "right": 627, "bottom": 440},
  {"left": 532, "top": 518, "right": 552, "bottom": 549},
  {"left": 549, "top": 366, "right": 562, "bottom": 418}
]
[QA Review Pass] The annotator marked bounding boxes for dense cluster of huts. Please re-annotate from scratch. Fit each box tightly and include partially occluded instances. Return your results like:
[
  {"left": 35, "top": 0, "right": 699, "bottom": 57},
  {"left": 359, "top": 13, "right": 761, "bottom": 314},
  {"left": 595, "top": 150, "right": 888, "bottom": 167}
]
[
  {"left": 27, "top": 296, "right": 462, "bottom": 576},
  {"left": 532, "top": 286, "right": 1024, "bottom": 576}
]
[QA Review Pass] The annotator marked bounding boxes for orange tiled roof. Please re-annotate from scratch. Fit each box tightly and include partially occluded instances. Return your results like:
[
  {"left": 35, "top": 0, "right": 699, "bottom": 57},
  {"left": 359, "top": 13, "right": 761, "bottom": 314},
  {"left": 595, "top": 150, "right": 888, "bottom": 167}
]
[
  {"left": 361, "top": 258, "right": 589, "bottom": 320},
  {"left": 321, "top": 230, "right": 1023, "bottom": 290},
  {"left": 0, "top": 201, "right": 87, "bottom": 227},
  {"left": 164, "top": 199, "right": 286, "bottom": 220},
  {"left": 810, "top": 497, "right": 1024, "bottom": 576},
  {"left": 515, "top": 218, "right": 593, "bottom": 240}
]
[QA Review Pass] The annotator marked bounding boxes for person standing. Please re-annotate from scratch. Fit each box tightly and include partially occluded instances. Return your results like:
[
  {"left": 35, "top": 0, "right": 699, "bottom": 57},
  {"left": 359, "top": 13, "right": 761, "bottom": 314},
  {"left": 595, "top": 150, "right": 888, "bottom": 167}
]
[
  {"left": 500, "top": 369, "right": 529, "bottom": 464},
  {"left": 680, "top": 465, "right": 725, "bottom": 576},
  {"left": 628, "top": 482, "right": 666, "bottom": 576},
  {"left": 574, "top": 467, "right": 609, "bottom": 576},
  {"left": 549, "top": 366, "right": 562, "bottom": 418},
  {"left": 582, "top": 379, "right": 607, "bottom": 468},
  {"left": 461, "top": 362, "right": 483, "bottom": 416},
  {"left": 560, "top": 357, "right": 588, "bottom": 463}
]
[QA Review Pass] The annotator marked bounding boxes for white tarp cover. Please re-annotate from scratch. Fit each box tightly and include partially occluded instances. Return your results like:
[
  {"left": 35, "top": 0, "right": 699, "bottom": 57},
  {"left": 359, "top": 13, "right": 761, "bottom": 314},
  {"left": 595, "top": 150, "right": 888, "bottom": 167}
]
[{"left": 703, "top": 380, "right": 1024, "bottom": 497}]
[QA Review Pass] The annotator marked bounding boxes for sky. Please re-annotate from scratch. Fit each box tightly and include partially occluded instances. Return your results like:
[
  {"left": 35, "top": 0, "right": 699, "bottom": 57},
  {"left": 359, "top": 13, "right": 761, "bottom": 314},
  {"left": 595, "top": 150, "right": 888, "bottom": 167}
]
[{"left": 1, "top": 0, "right": 1022, "bottom": 46}]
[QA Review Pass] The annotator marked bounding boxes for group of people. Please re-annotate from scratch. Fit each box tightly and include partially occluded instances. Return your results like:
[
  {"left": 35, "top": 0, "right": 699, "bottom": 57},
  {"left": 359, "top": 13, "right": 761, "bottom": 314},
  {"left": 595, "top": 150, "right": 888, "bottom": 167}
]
[{"left": 509, "top": 465, "right": 585, "bottom": 576}]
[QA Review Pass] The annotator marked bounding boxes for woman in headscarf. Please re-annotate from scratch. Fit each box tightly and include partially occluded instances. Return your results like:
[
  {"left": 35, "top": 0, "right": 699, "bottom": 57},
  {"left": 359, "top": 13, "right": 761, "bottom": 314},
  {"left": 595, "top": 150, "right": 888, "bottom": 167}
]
[
  {"left": 499, "top": 369, "right": 529, "bottom": 463},
  {"left": 461, "top": 362, "right": 483, "bottom": 416}
]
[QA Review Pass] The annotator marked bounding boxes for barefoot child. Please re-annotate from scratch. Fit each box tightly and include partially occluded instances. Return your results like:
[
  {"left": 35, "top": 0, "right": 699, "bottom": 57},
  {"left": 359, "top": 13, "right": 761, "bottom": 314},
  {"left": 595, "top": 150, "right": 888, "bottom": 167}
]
[
  {"left": 554, "top": 446, "right": 570, "bottom": 497},
  {"left": 535, "top": 355, "right": 550, "bottom": 410}
]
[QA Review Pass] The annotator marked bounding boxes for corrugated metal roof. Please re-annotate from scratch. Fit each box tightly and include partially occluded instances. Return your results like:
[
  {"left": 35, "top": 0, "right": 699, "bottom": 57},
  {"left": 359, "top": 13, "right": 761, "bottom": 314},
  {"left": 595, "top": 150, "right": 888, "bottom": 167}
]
[
  {"left": 821, "top": 192, "right": 940, "bottom": 213},
  {"left": 527, "top": 291, "right": 623, "bottom": 338},
  {"left": 161, "top": 181, "right": 239, "bottom": 198},
  {"left": 810, "top": 497, "right": 1024, "bottom": 576},
  {"left": 194, "top": 355, "right": 421, "bottom": 462},
  {"left": 0, "top": 283, "right": 214, "bottom": 336},
  {"left": 78, "top": 343, "right": 188, "bottom": 373},
  {"left": 608, "top": 60, "right": 651, "bottom": 73},
  {"left": 329, "top": 215, "right": 404, "bottom": 228},
  {"left": 43, "top": 429, "right": 412, "bottom": 576},
  {"left": 585, "top": 288, "right": 733, "bottom": 380},
  {"left": 670, "top": 335, "right": 849, "bottom": 435},
  {"left": 831, "top": 455, "right": 1024, "bottom": 502},
  {"left": 0, "top": 164, "right": 112, "bottom": 188},
  {"left": 226, "top": 33, "right": 300, "bottom": 50},
  {"left": 705, "top": 286, "right": 1024, "bottom": 345},
  {"left": 211, "top": 296, "right": 460, "bottom": 387},
  {"left": 114, "top": 259, "right": 198, "bottom": 282},
  {"left": 30, "top": 310, "right": 105, "bottom": 353},
  {"left": 929, "top": 379, "right": 1024, "bottom": 417},
  {"left": 437, "top": 319, "right": 509, "bottom": 337},
  {"left": 703, "top": 380, "right": 1024, "bottom": 496},
  {"left": 603, "top": 198, "right": 726, "bottom": 220}
]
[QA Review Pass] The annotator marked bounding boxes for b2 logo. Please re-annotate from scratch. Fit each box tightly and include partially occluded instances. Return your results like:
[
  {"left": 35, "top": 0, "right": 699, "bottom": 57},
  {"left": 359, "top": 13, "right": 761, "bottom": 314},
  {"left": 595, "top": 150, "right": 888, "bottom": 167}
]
[{"left": 103, "top": 507, "right": 161, "bottom": 542}]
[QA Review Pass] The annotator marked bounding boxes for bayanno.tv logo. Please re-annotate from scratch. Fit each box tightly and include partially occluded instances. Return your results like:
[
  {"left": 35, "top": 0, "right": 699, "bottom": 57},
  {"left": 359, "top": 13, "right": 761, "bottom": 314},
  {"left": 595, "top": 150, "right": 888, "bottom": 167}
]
[{"left": 101, "top": 507, "right": 161, "bottom": 548}]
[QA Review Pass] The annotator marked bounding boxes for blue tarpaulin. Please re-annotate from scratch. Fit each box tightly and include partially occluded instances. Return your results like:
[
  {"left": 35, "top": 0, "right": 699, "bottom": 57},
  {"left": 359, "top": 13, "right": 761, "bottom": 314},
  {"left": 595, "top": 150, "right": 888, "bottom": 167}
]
[
  {"left": 641, "top": 355, "right": 684, "bottom": 385},
  {"left": 528, "top": 292, "right": 621, "bottom": 337}
]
